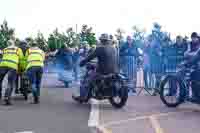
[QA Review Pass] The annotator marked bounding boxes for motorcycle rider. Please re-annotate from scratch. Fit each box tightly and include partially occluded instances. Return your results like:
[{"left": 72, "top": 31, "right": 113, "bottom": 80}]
[
  {"left": 183, "top": 32, "right": 200, "bottom": 102},
  {"left": 72, "top": 33, "right": 119, "bottom": 101}
]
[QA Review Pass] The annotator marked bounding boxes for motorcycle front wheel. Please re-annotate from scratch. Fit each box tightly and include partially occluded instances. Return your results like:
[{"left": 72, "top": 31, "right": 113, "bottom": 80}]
[
  {"left": 160, "top": 75, "right": 186, "bottom": 108},
  {"left": 109, "top": 85, "right": 128, "bottom": 109}
]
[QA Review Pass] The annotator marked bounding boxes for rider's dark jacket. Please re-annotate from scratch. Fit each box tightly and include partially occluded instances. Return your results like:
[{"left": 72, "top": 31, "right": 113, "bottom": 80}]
[
  {"left": 185, "top": 42, "right": 200, "bottom": 68},
  {"left": 80, "top": 45, "right": 119, "bottom": 75}
]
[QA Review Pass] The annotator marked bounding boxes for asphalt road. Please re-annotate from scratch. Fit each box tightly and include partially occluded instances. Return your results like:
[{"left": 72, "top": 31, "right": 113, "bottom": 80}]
[
  {"left": 99, "top": 96, "right": 200, "bottom": 133},
  {"left": 1, "top": 71, "right": 200, "bottom": 133},
  {"left": 0, "top": 73, "right": 90, "bottom": 133},
  {"left": 98, "top": 69, "right": 200, "bottom": 133}
]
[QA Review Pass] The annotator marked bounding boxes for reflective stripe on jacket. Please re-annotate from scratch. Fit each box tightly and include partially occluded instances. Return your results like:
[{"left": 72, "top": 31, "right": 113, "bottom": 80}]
[
  {"left": 0, "top": 46, "right": 23, "bottom": 70},
  {"left": 25, "top": 47, "right": 45, "bottom": 70}
]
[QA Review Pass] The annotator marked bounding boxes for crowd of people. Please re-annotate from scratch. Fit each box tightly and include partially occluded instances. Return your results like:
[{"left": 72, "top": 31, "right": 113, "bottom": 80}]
[
  {"left": 45, "top": 31, "right": 200, "bottom": 96},
  {"left": 0, "top": 30, "right": 200, "bottom": 105}
]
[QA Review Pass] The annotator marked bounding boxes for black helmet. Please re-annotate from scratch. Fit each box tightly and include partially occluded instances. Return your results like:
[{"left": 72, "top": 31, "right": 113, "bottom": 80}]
[
  {"left": 20, "top": 41, "right": 27, "bottom": 46},
  {"left": 191, "top": 32, "right": 198, "bottom": 38},
  {"left": 99, "top": 33, "right": 111, "bottom": 41}
]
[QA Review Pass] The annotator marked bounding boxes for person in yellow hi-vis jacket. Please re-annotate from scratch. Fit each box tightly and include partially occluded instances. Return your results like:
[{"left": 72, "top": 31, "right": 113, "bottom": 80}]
[
  {"left": 25, "top": 41, "right": 45, "bottom": 104},
  {"left": 15, "top": 41, "right": 30, "bottom": 95},
  {"left": 0, "top": 40, "right": 23, "bottom": 105}
]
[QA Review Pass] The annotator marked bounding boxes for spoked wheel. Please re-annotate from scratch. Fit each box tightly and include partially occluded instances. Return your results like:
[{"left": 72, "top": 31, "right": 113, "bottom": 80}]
[
  {"left": 20, "top": 74, "right": 31, "bottom": 101},
  {"left": 109, "top": 80, "right": 128, "bottom": 109},
  {"left": 160, "top": 75, "right": 186, "bottom": 108}
]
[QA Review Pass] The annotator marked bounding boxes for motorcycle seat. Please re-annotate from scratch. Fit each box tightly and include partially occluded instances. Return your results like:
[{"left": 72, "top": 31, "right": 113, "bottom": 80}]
[{"left": 100, "top": 73, "right": 115, "bottom": 79}]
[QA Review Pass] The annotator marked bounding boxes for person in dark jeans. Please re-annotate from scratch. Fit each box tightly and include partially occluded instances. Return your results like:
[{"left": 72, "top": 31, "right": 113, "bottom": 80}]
[
  {"left": 150, "top": 38, "right": 165, "bottom": 96},
  {"left": 120, "top": 36, "right": 139, "bottom": 93},
  {"left": 55, "top": 45, "right": 73, "bottom": 85},
  {"left": 26, "top": 66, "right": 43, "bottom": 99},
  {"left": 143, "top": 38, "right": 151, "bottom": 90},
  {"left": 72, "top": 47, "right": 80, "bottom": 81},
  {"left": 25, "top": 42, "right": 45, "bottom": 104}
]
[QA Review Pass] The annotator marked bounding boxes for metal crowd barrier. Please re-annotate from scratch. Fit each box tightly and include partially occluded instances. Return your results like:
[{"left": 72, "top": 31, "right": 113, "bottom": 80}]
[{"left": 119, "top": 54, "right": 185, "bottom": 96}]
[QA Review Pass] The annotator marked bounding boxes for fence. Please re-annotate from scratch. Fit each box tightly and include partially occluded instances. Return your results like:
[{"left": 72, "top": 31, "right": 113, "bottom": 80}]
[
  {"left": 44, "top": 53, "right": 185, "bottom": 94},
  {"left": 119, "top": 54, "right": 185, "bottom": 95}
]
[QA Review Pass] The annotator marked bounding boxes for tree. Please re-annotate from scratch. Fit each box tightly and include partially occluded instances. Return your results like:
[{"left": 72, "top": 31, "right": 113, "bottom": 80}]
[
  {"left": 35, "top": 31, "right": 48, "bottom": 51},
  {"left": 65, "top": 27, "right": 76, "bottom": 47},
  {"left": 0, "top": 20, "right": 15, "bottom": 49},
  {"left": 80, "top": 24, "right": 96, "bottom": 46},
  {"left": 115, "top": 28, "right": 125, "bottom": 46},
  {"left": 47, "top": 34, "right": 56, "bottom": 51},
  {"left": 47, "top": 28, "right": 63, "bottom": 51},
  {"left": 15, "top": 38, "right": 21, "bottom": 47},
  {"left": 25, "top": 36, "right": 34, "bottom": 46},
  {"left": 151, "top": 22, "right": 164, "bottom": 41},
  {"left": 132, "top": 26, "right": 145, "bottom": 41},
  {"left": 132, "top": 26, "right": 146, "bottom": 48}
]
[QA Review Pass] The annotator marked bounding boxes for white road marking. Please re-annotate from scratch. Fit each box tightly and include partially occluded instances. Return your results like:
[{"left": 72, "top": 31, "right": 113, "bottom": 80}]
[
  {"left": 88, "top": 98, "right": 100, "bottom": 127},
  {"left": 88, "top": 98, "right": 113, "bottom": 133},
  {"left": 97, "top": 126, "right": 112, "bottom": 133},
  {"left": 149, "top": 116, "right": 164, "bottom": 133},
  {"left": 15, "top": 131, "right": 34, "bottom": 133},
  {"left": 102, "top": 110, "right": 193, "bottom": 127}
]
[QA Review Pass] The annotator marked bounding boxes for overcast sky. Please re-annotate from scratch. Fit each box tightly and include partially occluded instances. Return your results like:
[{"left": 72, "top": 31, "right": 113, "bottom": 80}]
[{"left": 0, "top": 0, "right": 199, "bottom": 39}]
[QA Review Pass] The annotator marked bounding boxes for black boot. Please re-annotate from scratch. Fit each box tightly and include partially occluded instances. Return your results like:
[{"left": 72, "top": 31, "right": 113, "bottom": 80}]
[
  {"left": 4, "top": 97, "right": 12, "bottom": 105},
  {"left": 32, "top": 92, "right": 39, "bottom": 104},
  {"left": 34, "top": 96, "right": 39, "bottom": 104},
  {"left": 15, "top": 88, "right": 20, "bottom": 94},
  {"left": 189, "top": 82, "right": 200, "bottom": 103},
  {"left": 72, "top": 95, "right": 85, "bottom": 103}
]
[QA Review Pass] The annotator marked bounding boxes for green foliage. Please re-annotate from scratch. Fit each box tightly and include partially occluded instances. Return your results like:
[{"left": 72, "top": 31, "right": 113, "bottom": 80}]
[
  {"left": 65, "top": 27, "right": 77, "bottom": 48},
  {"left": 47, "top": 34, "right": 57, "bottom": 51},
  {"left": 132, "top": 26, "right": 146, "bottom": 48},
  {"left": 115, "top": 28, "right": 125, "bottom": 46},
  {"left": 132, "top": 26, "right": 145, "bottom": 41},
  {"left": 80, "top": 25, "right": 96, "bottom": 46},
  {"left": 35, "top": 32, "right": 48, "bottom": 51},
  {"left": 15, "top": 38, "right": 21, "bottom": 47},
  {"left": 47, "top": 28, "right": 64, "bottom": 51},
  {"left": 0, "top": 20, "right": 181, "bottom": 51},
  {"left": 0, "top": 20, "right": 15, "bottom": 49},
  {"left": 151, "top": 22, "right": 164, "bottom": 41},
  {"left": 47, "top": 27, "right": 80, "bottom": 51},
  {"left": 25, "top": 36, "right": 34, "bottom": 46}
]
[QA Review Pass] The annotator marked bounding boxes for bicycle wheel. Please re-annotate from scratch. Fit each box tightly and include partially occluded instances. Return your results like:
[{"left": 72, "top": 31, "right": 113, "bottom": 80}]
[{"left": 160, "top": 75, "right": 186, "bottom": 108}]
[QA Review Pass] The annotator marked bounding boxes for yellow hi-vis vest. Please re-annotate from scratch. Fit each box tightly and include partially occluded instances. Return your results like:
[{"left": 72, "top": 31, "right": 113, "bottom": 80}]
[
  {"left": 25, "top": 47, "right": 45, "bottom": 70},
  {"left": 0, "top": 46, "right": 23, "bottom": 70},
  {"left": 18, "top": 53, "right": 26, "bottom": 73}
]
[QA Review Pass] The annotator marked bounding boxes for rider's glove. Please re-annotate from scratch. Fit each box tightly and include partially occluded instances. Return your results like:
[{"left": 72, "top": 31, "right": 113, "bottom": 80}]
[{"left": 80, "top": 60, "right": 86, "bottom": 67}]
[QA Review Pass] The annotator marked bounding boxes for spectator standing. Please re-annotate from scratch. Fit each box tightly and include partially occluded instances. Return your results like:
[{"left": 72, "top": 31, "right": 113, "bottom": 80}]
[
  {"left": 120, "top": 36, "right": 139, "bottom": 93},
  {"left": 150, "top": 37, "right": 165, "bottom": 95},
  {"left": 143, "top": 38, "right": 151, "bottom": 90},
  {"left": 55, "top": 44, "right": 73, "bottom": 87},
  {"left": 72, "top": 47, "right": 80, "bottom": 81}
]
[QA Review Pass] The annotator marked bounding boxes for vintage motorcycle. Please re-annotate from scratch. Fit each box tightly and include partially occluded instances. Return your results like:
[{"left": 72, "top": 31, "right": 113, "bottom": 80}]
[
  {"left": 159, "top": 61, "right": 200, "bottom": 107},
  {"left": 72, "top": 62, "right": 129, "bottom": 109}
]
